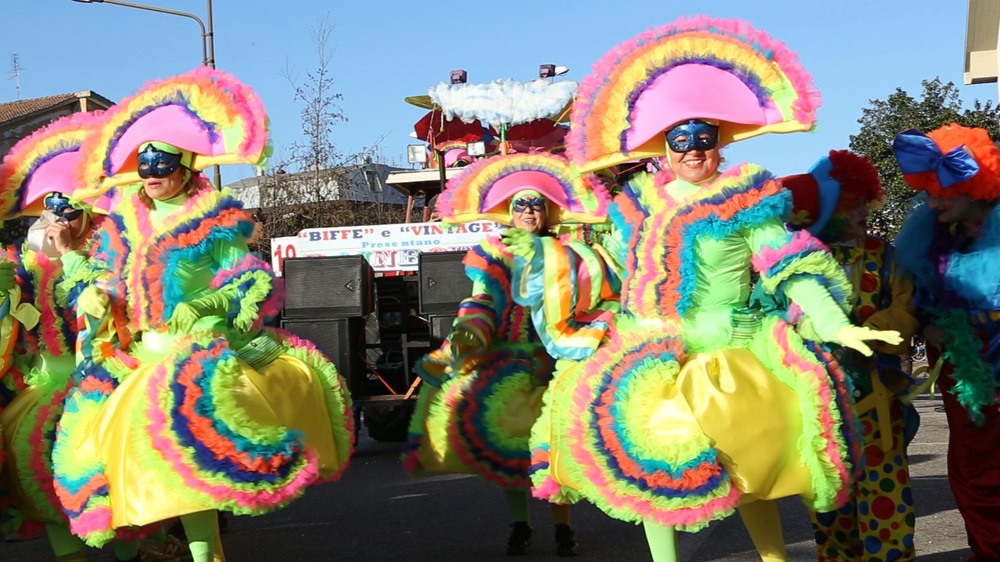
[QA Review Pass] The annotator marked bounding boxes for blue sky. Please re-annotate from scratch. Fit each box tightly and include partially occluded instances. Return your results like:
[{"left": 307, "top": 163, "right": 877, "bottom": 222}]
[{"left": 2, "top": 1, "right": 995, "bottom": 186}]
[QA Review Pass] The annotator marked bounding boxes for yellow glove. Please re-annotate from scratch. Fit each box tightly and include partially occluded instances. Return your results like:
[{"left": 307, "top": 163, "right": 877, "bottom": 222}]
[
  {"left": 834, "top": 325, "right": 903, "bottom": 357},
  {"left": 78, "top": 285, "right": 109, "bottom": 318}
]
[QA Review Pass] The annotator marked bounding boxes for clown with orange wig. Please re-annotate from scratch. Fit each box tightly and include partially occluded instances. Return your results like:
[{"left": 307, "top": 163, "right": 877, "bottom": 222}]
[
  {"left": 764, "top": 150, "right": 921, "bottom": 561},
  {"left": 403, "top": 152, "right": 619, "bottom": 556},
  {"left": 893, "top": 124, "right": 1000, "bottom": 561},
  {"left": 526, "top": 17, "right": 902, "bottom": 562},
  {"left": 48, "top": 68, "right": 354, "bottom": 562}
]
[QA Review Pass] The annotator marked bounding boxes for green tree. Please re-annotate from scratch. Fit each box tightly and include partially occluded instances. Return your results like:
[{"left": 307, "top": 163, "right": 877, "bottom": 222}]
[{"left": 848, "top": 78, "right": 1000, "bottom": 239}]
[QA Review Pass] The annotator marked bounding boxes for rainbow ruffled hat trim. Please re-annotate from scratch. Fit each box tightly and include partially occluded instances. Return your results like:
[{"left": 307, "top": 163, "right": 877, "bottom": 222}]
[
  {"left": 437, "top": 152, "right": 610, "bottom": 225},
  {"left": 567, "top": 16, "right": 821, "bottom": 172},
  {"left": 0, "top": 111, "right": 106, "bottom": 217},
  {"left": 76, "top": 67, "right": 270, "bottom": 199}
]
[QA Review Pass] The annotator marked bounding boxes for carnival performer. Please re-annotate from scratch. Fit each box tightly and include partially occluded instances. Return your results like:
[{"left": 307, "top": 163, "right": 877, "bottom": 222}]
[
  {"left": 769, "top": 151, "right": 920, "bottom": 561},
  {"left": 0, "top": 111, "right": 184, "bottom": 561},
  {"left": 0, "top": 267, "right": 31, "bottom": 545},
  {"left": 402, "top": 152, "right": 619, "bottom": 556},
  {"left": 526, "top": 17, "right": 902, "bottom": 562},
  {"left": 0, "top": 112, "right": 130, "bottom": 561},
  {"left": 892, "top": 124, "right": 1000, "bottom": 562},
  {"left": 49, "top": 67, "right": 354, "bottom": 562},
  {"left": 0, "top": 163, "right": 39, "bottom": 544}
]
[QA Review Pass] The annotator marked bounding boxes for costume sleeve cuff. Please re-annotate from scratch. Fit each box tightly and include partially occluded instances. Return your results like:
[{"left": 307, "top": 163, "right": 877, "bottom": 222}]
[{"left": 60, "top": 251, "right": 87, "bottom": 276}]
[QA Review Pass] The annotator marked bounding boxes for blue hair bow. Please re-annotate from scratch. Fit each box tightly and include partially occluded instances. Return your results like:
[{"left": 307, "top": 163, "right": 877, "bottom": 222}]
[{"left": 892, "top": 129, "right": 979, "bottom": 188}]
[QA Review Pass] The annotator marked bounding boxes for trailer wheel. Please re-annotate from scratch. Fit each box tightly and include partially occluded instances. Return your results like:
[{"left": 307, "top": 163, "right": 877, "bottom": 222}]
[{"left": 362, "top": 402, "right": 415, "bottom": 442}]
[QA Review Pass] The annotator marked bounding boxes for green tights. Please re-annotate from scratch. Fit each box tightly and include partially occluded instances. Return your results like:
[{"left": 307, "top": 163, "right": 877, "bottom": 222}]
[{"left": 181, "top": 510, "right": 223, "bottom": 562}]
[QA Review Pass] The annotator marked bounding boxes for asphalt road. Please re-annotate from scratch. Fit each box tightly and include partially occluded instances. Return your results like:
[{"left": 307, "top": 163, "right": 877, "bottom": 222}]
[{"left": 2, "top": 398, "right": 975, "bottom": 561}]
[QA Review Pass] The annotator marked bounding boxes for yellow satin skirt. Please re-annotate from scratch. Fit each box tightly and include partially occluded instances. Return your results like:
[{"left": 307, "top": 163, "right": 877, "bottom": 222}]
[
  {"left": 0, "top": 353, "right": 76, "bottom": 524},
  {"left": 532, "top": 315, "right": 858, "bottom": 530},
  {"left": 544, "top": 348, "right": 811, "bottom": 501},
  {"left": 82, "top": 353, "right": 341, "bottom": 528},
  {"left": 405, "top": 344, "right": 549, "bottom": 489},
  {"left": 669, "top": 348, "right": 811, "bottom": 500}
]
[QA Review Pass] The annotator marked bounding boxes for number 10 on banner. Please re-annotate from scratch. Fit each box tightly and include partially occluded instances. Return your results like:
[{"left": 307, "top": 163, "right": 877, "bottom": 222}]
[{"left": 272, "top": 242, "right": 298, "bottom": 276}]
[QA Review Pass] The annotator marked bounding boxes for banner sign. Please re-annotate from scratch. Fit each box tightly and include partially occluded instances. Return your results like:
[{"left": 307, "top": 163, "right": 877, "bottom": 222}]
[{"left": 271, "top": 220, "right": 500, "bottom": 275}]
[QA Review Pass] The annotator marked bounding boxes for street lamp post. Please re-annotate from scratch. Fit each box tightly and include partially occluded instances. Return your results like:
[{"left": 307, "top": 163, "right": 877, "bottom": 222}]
[
  {"left": 71, "top": 0, "right": 222, "bottom": 187},
  {"left": 205, "top": 0, "right": 215, "bottom": 69},
  {"left": 72, "top": 0, "right": 214, "bottom": 68}
]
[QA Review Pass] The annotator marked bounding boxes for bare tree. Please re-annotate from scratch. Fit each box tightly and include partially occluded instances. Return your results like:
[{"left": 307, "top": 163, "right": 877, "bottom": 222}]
[
  {"left": 254, "top": 17, "right": 404, "bottom": 256},
  {"left": 284, "top": 17, "right": 345, "bottom": 174}
]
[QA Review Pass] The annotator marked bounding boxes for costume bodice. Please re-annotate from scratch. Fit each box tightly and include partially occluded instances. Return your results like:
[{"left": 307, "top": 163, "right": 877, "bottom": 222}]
[
  {"left": 461, "top": 236, "right": 539, "bottom": 345},
  {"left": 88, "top": 186, "right": 256, "bottom": 334},
  {"left": 612, "top": 164, "right": 789, "bottom": 321}
]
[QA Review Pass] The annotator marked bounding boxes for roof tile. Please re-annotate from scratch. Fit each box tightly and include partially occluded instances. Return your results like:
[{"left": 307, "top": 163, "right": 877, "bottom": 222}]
[{"left": 0, "top": 93, "right": 79, "bottom": 123}]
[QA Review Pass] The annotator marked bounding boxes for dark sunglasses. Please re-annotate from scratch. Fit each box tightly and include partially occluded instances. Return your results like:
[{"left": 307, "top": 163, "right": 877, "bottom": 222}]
[
  {"left": 511, "top": 198, "right": 546, "bottom": 213},
  {"left": 665, "top": 120, "right": 719, "bottom": 153}
]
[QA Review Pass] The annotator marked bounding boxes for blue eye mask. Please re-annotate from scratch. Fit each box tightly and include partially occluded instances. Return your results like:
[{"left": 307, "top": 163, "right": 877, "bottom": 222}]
[
  {"left": 665, "top": 120, "right": 720, "bottom": 153},
  {"left": 44, "top": 192, "right": 84, "bottom": 221},
  {"left": 137, "top": 144, "right": 183, "bottom": 179}
]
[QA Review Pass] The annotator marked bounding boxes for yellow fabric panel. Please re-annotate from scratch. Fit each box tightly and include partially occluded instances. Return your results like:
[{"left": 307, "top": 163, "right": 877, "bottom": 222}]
[
  {"left": 545, "top": 348, "right": 811, "bottom": 501},
  {"left": 81, "top": 353, "right": 341, "bottom": 528},
  {"left": 495, "top": 385, "right": 545, "bottom": 440},
  {"left": 237, "top": 354, "right": 338, "bottom": 475},
  {"left": 0, "top": 385, "right": 48, "bottom": 521},
  {"left": 414, "top": 383, "right": 475, "bottom": 475},
  {"left": 677, "top": 348, "right": 810, "bottom": 501}
]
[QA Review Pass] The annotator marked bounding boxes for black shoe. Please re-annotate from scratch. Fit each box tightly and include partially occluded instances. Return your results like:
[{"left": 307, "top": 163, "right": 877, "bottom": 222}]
[
  {"left": 506, "top": 521, "right": 532, "bottom": 555},
  {"left": 167, "top": 520, "right": 186, "bottom": 542},
  {"left": 555, "top": 523, "right": 579, "bottom": 557}
]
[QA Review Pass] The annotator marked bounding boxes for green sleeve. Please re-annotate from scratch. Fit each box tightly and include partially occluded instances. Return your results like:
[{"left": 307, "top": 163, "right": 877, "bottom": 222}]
[
  {"left": 447, "top": 276, "right": 500, "bottom": 358},
  {"left": 211, "top": 236, "right": 253, "bottom": 271},
  {"left": 470, "top": 278, "right": 490, "bottom": 297},
  {"left": 746, "top": 219, "right": 851, "bottom": 342},
  {"left": 201, "top": 236, "right": 278, "bottom": 333},
  {"left": 60, "top": 251, "right": 89, "bottom": 277},
  {"left": 783, "top": 277, "right": 852, "bottom": 341},
  {"left": 743, "top": 217, "right": 793, "bottom": 256}
]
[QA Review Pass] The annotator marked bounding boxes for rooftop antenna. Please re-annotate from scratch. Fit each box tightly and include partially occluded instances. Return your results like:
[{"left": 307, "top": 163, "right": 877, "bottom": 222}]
[{"left": 9, "top": 54, "right": 24, "bottom": 100}]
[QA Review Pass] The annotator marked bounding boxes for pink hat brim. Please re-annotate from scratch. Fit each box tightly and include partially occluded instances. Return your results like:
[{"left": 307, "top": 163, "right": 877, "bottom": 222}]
[
  {"left": 108, "top": 105, "right": 227, "bottom": 176},
  {"left": 20, "top": 151, "right": 82, "bottom": 215},
  {"left": 626, "top": 64, "right": 775, "bottom": 151},
  {"left": 443, "top": 148, "right": 470, "bottom": 168},
  {"left": 481, "top": 170, "right": 571, "bottom": 214}
]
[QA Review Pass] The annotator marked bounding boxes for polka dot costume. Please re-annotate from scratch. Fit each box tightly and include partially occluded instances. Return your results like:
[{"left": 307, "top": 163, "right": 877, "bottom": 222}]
[{"left": 809, "top": 237, "right": 917, "bottom": 562}]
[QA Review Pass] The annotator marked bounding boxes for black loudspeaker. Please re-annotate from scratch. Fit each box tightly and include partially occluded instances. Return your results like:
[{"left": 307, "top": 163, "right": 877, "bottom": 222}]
[
  {"left": 281, "top": 318, "right": 366, "bottom": 396},
  {"left": 418, "top": 251, "right": 472, "bottom": 315},
  {"left": 428, "top": 314, "right": 457, "bottom": 349},
  {"left": 283, "top": 256, "right": 374, "bottom": 319}
]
